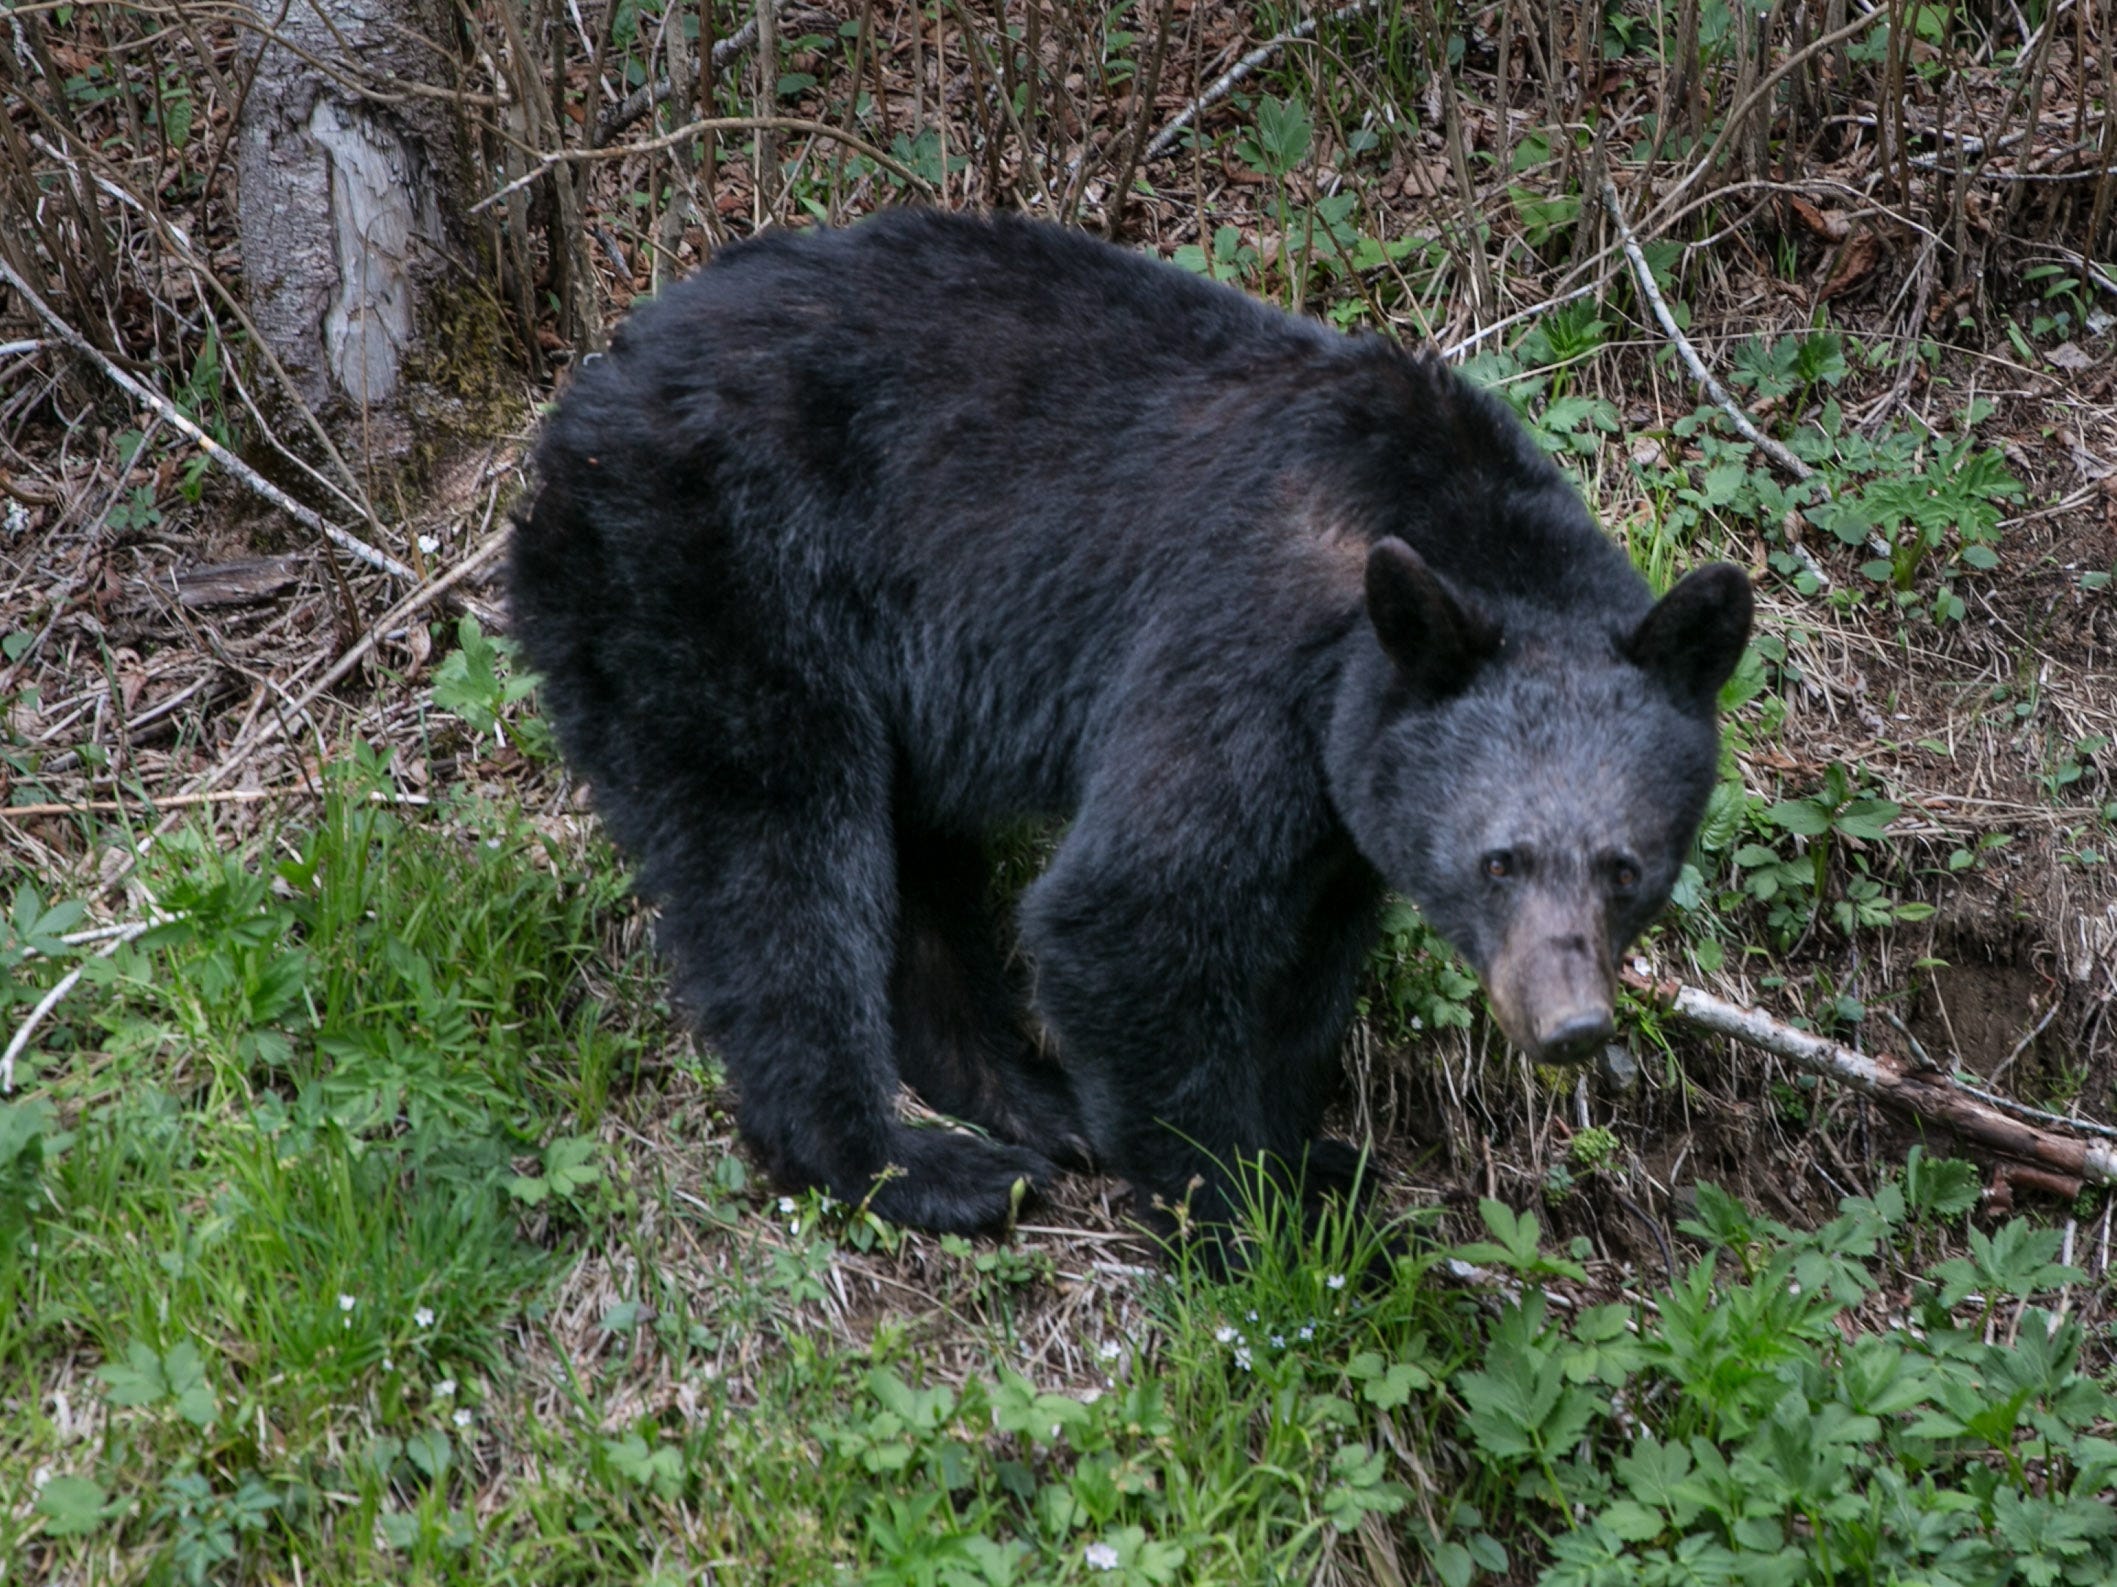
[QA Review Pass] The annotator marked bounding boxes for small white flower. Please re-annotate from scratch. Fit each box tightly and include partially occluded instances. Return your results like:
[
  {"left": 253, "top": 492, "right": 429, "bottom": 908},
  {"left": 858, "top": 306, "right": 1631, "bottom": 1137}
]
[
  {"left": 1233, "top": 1346, "right": 1253, "bottom": 1371},
  {"left": 417, "top": 534, "right": 440, "bottom": 555},
  {"left": 1245, "top": 1309, "right": 1259, "bottom": 1322},
  {"left": 339, "top": 1294, "right": 357, "bottom": 1312},
  {"left": 452, "top": 1407, "right": 473, "bottom": 1428},
  {"left": 1214, "top": 1325, "right": 1239, "bottom": 1345},
  {"left": 1326, "top": 1274, "right": 1347, "bottom": 1291},
  {"left": 1097, "top": 1339, "right": 1123, "bottom": 1361},
  {"left": 414, "top": 1306, "right": 435, "bottom": 1329},
  {"left": 778, "top": 1196, "right": 798, "bottom": 1215},
  {"left": 1270, "top": 1334, "right": 1286, "bottom": 1349},
  {"left": 381, "top": 1356, "right": 394, "bottom": 1372},
  {"left": 1409, "top": 1015, "right": 1424, "bottom": 1031},
  {"left": 1083, "top": 1541, "right": 1120, "bottom": 1571},
  {"left": 1298, "top": 1324, "right": 1315, "bottom": 1341},
  {"left": 433, "top": 1378, "right": 457, "bottom": 1399},
  {"left": 787, "top": 1219, "right": 801, "bottom": 1235}
]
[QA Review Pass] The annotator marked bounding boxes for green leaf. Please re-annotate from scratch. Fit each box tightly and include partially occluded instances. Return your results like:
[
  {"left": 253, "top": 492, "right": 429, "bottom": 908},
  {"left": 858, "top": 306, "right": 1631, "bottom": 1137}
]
[
  {"left": 991, "top": 1371, "right": 1090, "bottom": 1445},
  {"left": 1902, "top": 1147, "right": 1980, "bottom": 1220},
  {"left": 1360, "top": 1359, "right": 1430, "bottom": 1410},
  {"left": 35, "top": 1474, "right": 112, "bottom": 1536},
  {"left": 1597, "top": 1498, "right": 1666, "bottom": 1541},
  {"left": 404, "top": 1428, "right": 452, "bottom": 1479},
  {"left": 1323, "top": 1444, "right": 1408, "bottom": 1530},
  {"left": 97, "top": 1341, "right": 167, "bottom": 1407},
  {"left": 1763, "top": 800, "right": 1832, "bottom": 836},
  {"left": 1832, "top": 798, "right": 1900, "bottom": 840},
  {"left": 543, "top": 1136, "right": 600, "bottom": 1196}
]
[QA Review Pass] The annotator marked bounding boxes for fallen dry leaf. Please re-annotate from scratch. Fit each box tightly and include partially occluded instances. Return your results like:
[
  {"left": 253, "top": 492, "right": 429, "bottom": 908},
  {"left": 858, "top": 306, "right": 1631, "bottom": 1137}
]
[
  {"left": 1788, "top": 195, "right": 1851, "bottom": 243},
  {"left": 1818, "top": 229, "right": 1883, "bottom": 303}
]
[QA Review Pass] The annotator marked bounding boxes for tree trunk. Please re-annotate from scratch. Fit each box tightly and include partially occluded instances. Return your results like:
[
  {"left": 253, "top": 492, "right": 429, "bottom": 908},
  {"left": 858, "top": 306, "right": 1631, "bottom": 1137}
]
[{"left": 235, "top": 0, "right": 470, "bottom": 458}]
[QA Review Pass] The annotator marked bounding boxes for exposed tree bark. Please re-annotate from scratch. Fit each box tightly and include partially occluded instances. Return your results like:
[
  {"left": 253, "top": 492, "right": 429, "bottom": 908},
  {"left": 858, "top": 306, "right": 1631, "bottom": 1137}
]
[{"left": 235, "top": 0, "right": 470, "bottom": 457}]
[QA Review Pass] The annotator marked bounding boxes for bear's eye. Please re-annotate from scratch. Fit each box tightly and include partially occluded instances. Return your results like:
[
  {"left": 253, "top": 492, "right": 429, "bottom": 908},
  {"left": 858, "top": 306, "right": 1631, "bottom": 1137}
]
[
  {"left": 1609, "top": 857, "right": 1641, "bottom": 893},
  {"left": 1481, "top": 850, "right": 1515, "bottom": 880}
]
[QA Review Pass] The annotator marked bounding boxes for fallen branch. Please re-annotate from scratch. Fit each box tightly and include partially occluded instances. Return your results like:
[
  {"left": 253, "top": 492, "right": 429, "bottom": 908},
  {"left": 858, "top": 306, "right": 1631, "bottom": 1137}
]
[
  {"left": 1623, "top": 967, "right": 2117, "bottom": 1191},
  {"left": 1133, "top": 0, "right": 1385, "bottom": 170},
  {"left": 473, "top": 115, "right": 932, "bottom": 215},
  {"left": 1598, "top": 176, "right": 1868, "bottom": 588},
  {"left": 0, "top": 257, "right": 415, "bottom": 583},
  {"left": 183, "top": 522, "right": 514, "bottom": 800},
  {"left": 1599, "top": 178, "right": 1816, "bottom": 489},
  {"left": 3, "top": 919, "right": 160, "bottom": 1093},
  {"left": 590, "top": 1, "right": 782, "bottom": 148}
]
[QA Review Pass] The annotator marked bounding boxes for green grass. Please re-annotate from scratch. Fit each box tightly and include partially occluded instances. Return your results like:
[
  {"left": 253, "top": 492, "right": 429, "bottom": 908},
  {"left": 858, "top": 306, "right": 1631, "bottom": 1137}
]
[{"left": 2, "top": 735, "right": 2112, "bottom": 1583}]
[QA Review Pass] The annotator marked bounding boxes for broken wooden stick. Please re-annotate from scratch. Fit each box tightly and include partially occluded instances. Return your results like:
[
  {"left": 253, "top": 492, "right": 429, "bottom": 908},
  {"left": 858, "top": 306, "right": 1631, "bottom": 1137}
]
[
  {"left": 0, "top": 256, "right": 414, "bottom": 582},
  {"left": 1622, "top": 967, "right": 2117, "bottom": 1191}
]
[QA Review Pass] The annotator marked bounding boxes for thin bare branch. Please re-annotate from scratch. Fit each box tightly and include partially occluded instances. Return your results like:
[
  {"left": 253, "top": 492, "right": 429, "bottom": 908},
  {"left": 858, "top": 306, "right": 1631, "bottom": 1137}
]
[
  {"left": 471, "top": 114, "right": 934, "bottom": 215},
  {"left": 1625, "top": 968, "right": 2117, "bottom": 1189},
  {"left": 0, "top": 255, "right": 415, "bottom": 582}
]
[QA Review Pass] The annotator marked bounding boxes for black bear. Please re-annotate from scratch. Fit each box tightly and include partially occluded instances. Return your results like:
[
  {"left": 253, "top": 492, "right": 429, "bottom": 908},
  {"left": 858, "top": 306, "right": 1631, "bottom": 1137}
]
[{"left": 510, "top": 209, "right": 1751, "bottom": 1239}]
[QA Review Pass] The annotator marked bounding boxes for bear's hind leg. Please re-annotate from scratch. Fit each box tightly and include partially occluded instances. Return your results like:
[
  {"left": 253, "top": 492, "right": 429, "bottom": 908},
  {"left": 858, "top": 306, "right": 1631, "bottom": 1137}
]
[
  {"left": 893, "top": 825, "right": 1092, "bottom": 1168},
  {"left": 648, "top": 774, "right": 1054, "bottom": 1234}
]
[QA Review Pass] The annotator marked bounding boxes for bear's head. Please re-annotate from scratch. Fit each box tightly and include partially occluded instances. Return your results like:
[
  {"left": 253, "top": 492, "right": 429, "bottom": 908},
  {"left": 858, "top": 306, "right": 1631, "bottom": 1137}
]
[{"left": 1332, "top": 539, "right": 1752, "bottom": 1063}]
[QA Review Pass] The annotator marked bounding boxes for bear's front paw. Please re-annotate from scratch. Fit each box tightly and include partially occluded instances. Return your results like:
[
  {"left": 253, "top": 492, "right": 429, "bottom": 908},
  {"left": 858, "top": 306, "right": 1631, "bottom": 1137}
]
[{"left": 861, "top": 1126, "right": 1057, "bottom": 1235}]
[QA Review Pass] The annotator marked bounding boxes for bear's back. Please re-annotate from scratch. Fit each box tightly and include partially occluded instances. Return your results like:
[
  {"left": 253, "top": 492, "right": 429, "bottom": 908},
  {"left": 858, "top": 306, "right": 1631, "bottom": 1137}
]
[{"left": 513, "top": 213, "right": 1646, "bottom": 826}]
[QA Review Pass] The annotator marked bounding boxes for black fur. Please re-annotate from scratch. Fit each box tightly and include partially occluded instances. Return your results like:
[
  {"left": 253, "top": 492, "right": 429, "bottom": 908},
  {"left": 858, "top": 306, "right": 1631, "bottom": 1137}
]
[{"left": 510, "top": 210, "right": 1750, "bottom": 1238}]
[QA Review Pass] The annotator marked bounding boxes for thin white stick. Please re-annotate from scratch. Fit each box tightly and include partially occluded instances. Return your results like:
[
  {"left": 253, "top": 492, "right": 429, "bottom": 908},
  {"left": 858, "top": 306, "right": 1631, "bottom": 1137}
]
[
  {"left": 473, "top": 115, "right": 930, "bottom": 215},
  {"left": 0, "top": 257, "right": 415, "bottom": 583},
  {"left": 590, "top": 1, "right": 781, "bottom": 146},
  {"left": 181, "top": 523, "right": 514, "bottom": 801},
  {"left": 1599, "top": 177, "right": 1845, "bottom": 588},
  {"left": 1626, "top": 968, "right": 2117, "bottom": 1186},
  {"left": 1600, "top": 178, "right": 1817, "bottom": 486},
  {"left": 1441, "top": 283, "right": 1606, "bottom": 359},
  {"left": 1133, "top": 0, "right": 1386, "bottom": 170},
  {"left": 3, "top": 922, "right": 156, "bottom": 1093}
]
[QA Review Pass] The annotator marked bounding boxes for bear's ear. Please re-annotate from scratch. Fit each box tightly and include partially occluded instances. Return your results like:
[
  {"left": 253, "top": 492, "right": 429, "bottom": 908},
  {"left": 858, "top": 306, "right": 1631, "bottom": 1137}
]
[
  {"left": 1623, "top": 562, "right": 1753, "bottom": 709},
  {"left": 1365, "top": 537, "right": 1500, "bottom": 698}
]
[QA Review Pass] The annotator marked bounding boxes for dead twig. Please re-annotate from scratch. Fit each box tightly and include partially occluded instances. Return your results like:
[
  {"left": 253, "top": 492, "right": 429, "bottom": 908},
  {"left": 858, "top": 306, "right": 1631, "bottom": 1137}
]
[
  {"left": 1600, "top": 176, "right": 1817, "bottom": 489},
  {"left": 4, "top": 919, "right": 159, "bottom": 1093},
  {"left": 1624, "top": 968, "right": 2117, "bottom": 1191},
  {"left": 1131, "top": 0, "right": 1385, "bottom": 171},
  {"left": 0, "top": 257, "right": 415, "bottom": 583},
  {"left": 588, "top": 0, "right": 783, "bottom": 146},
  {"left": 182, "top": 523, "right": 514, "bottom": 800},
  {"left": 473, "top": 115, "right": 933, "bottom": 214}
]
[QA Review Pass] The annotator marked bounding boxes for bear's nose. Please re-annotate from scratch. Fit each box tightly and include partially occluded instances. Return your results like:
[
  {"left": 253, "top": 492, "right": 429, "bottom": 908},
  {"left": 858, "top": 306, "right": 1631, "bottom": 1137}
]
[{"left": 1536, "top": 1009, "right": 1614, "bottom": 1063}]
